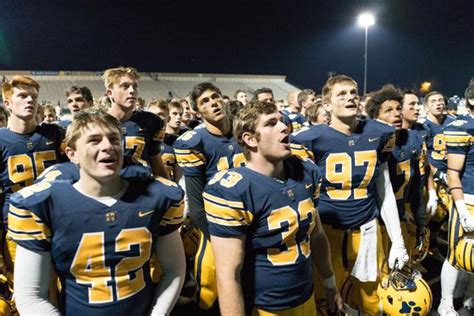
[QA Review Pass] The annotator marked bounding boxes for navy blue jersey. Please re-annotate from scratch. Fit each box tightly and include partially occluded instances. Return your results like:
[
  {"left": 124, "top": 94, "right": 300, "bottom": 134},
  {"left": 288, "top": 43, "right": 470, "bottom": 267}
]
[
  {"left": 36, "top": 162, "right": 152, "bottom": 183},
  {"left": 160, "top": 134, "right": 179, "bottom": 182},
  {"left": 290, "top": 119, "right": 395, "bottom": 229},
  {"left": 282, "top": 110, "right": 306, "bottom": 132},
  {"left": 204, "top": 157, "right": 320, "bottom": 311},
  {"left": 173, "top": 128, "right": 244, "bottom": 182},
  {"left": 0, "top": 124, "right": 65, "bottom": 222},
  {"left": 388, "top": 129, "right": 423, "bottom": 219},
  {"left": 122, "top": 111, "right": 164, "bottom": 170},
  {"left": 423, "top": 116, "right": 455, "bottom": 172},
  {"left": 8, "top": 177, "right": 184, "bottom": 315},
  {"left": 444, "top": 116, "right": 474, "bottom": 196}
]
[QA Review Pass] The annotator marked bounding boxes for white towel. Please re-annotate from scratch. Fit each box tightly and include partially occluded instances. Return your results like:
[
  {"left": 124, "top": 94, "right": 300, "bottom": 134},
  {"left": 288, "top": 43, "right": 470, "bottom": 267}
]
[{"left": 351, "top": 219, "right": 378, "bottom": 282}]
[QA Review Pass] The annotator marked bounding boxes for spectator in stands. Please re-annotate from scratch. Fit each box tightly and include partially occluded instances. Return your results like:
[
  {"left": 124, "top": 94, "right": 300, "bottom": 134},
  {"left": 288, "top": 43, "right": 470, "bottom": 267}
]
[
  {"left": 234, "top": 89, "right": 248, "bottom": 105},
  {"left": 305, "top": 101, "right": 330, "bottom": 125},
  {"left": 42, "top": 104, "right": 58, "bottom": 123},
  {"left": 222, "top": 95, "right": 230, "bottom": 104},
  {"left": 147, "top": 99, "right": 169, "bottom": 122},
  {"left": 0, "top": 106, "right": 8, "bottom": 128},
  {"left": 298, "top": 89, "right": 317, "bottom": 116},
  {"left": 253, "top": 87, "right": 274, "bottom": 103}
]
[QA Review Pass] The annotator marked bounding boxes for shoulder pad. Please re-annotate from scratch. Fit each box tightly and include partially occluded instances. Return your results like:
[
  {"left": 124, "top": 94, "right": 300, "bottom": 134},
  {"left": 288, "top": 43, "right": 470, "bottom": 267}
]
[{"left": 175, "top": 130, "right": 203, "bottom": 148}]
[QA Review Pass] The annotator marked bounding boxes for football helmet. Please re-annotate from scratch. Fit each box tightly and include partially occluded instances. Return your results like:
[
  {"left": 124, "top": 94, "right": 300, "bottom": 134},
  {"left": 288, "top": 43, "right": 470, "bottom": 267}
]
[
  {"left": 0, "top": 275, "right": 12, "bottom": 316},
  {"left": 455, "top": 234, "right": 474, "bottom": 272},
  {"left": 377, "top": 265, "right": 432, "bottom": 315}
]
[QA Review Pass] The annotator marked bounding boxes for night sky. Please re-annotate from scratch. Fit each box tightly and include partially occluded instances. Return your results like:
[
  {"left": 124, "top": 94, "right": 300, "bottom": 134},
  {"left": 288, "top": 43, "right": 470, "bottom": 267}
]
[{"left": 0, "top": 0, "right": 473, "bottom": 96}]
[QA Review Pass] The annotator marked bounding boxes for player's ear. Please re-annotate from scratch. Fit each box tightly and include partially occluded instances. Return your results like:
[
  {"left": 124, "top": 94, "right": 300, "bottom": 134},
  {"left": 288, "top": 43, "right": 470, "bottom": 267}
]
[
  {"left": 241, "top": 131, "right": 257, "bottom": 149},
  {"left": 323, "top": 102, "right": 331, "bottom": 112},
  {"left": 65, "top": 147, "right": 79, "bottom": 164}
]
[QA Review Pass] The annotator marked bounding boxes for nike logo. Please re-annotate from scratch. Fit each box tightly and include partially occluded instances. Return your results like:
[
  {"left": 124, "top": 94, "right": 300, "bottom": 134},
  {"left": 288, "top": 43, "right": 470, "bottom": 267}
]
[
  {"left": 305, "top": 184, "right": 313, "bottom": 189},
  {"left": 46, "top": 141, "right": 55, "bottom": 145},
  {"left": 368, "top": 137, "right": 379, "bottom": 142},
  {"left": 138, "top": 210, "right": 155, "bottom": 217}
]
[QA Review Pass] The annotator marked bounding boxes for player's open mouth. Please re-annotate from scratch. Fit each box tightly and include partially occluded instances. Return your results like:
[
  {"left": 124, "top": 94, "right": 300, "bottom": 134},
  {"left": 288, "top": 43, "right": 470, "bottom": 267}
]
[
  {"left": 393, "top": 119, "right": 402, "bottom": 127},
  {"left": 127, "top": 97, "right": 136, "bottom": 102},
  {"left": 98, "top": 157, "right": 116, "bottom": 164},
  {"left": 281, "top": 135, "right": 289, "bottom": 144},
  {"left": 345, "top": 103, "right": 357, "bottom": 109}
]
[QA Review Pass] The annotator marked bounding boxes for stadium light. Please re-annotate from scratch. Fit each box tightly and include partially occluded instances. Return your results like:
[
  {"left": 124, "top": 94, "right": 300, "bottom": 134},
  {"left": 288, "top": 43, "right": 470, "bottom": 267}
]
[{"left": 358, "top": 12, "right": 375, "bottom": 95}]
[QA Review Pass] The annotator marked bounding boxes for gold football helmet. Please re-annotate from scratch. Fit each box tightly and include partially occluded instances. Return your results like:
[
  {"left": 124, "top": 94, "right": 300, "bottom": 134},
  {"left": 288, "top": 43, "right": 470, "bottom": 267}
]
[
  {"left": 455, "top": 234, "right": 474, "bottom": 272},
  {"left": 377, "top": 265, "right": 432, "bottom": 315}
]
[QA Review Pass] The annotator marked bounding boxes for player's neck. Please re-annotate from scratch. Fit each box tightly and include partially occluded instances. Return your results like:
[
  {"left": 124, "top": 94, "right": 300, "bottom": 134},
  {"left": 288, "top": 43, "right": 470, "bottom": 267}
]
[
  {"left": 76, "top": 174, "right": 125, "bottom": 198},
  {"left": 165, "top": 125, "right": 179, "bottom": 135},
  {"left": 329, "top": 116, "right": 358, "bottom": 135},
  {"left": 204, "top": 118, "right": 231, "bottom": 136},
  {"left": 8, "top": 117, "right": 37, "bottom": 134},
  {"left": 427, "top": 112, "right": 444, "bottom": 125},
  {"left": 246, "top": 156, "right": 285, "bottom": 180},
  {"left": 108, "top": 105, "right": 133, "bottom": 122},
  {"left": 401, "top": 119, "right": 413, "bottom": 129}
]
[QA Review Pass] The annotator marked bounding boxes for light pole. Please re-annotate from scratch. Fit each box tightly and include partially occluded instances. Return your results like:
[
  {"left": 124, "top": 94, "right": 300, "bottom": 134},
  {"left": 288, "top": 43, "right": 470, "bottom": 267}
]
[{"left": 358, "top": 12, "right": 375, "bottom": 95}]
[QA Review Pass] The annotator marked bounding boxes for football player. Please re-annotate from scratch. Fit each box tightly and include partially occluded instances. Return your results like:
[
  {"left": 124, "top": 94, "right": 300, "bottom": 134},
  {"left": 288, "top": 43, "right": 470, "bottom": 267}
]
[
  {"left": 58, "top": 86, "right": 94, "bottom": 128},
  {"left": 10, "top": 109, "right": 185, "bottom": 315},
  {"left": 161, "top": 101, "right": 183, "bottom": 183},
  {"left": 365, "top": 85, "right": 426, "bottom": 263},
  {"left": 103, "top": 66, "right": 169, "bottom": 179},
  {"left": 0, "top": 75, "right": 65, "bottom": 279},
  {"left": 173, "top": 82, "right": 244, "bottom": 310},
  {"left": 290, "top": 75, "right": 407, "bottom": 314},
  {"left": 283, "top": 91, "right": 306, "bottom": 131},
  {"left": 438, "top": 79, "right": 474, "bottom": 315},
  {"left": 0, "top": 106, "right": 8, "bottom": 128},
  {"left": 423, "top": 91, "right": 455, "bottom": 261},
  {"left": 205, "top": 100, "right": 343, "bottom": 315}
]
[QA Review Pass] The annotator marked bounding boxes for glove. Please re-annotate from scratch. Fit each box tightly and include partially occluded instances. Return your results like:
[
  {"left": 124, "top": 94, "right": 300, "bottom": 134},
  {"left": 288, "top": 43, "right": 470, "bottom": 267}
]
[
  {"left": 457, "top": 200, "right": 474, "bottom": 233},
  {"left": 413, "top": 227, "right": 429, "bottom": 262},
  {"left": 388, "top": 242, "right": 409, "bottom": 270},
  {"left": 433, "top": 169, "right": 449, "bottom": 187},
  {"left": 426, "top": 189, "right": 438, "bottom": 217}
]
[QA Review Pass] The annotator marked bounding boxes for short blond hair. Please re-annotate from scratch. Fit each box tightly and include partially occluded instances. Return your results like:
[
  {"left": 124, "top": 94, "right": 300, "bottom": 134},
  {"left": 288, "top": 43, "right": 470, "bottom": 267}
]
[
  {"left": 2, "top": 75, "right": 40, "bottom": 101},
  {"left": 66, "top": 108, "right": 121, "bottom": 150},
  {"left": 321, "top": 75, "right": 357, "bottom": 105},
  {"left": 102, "top": 67, "right": 140, "bottom": 89}
]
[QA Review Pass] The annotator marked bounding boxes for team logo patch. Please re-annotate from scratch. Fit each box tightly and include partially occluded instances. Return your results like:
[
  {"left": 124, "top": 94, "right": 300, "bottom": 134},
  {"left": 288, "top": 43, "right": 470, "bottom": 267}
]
[
  {"left": 287, "top": 189, "right": 295, "bottom": 200},
  {"left": 106, "top": 211, "right": 117, "bottom": 222},
  {"left": 27, "top": 141, "right": 33, "bottom": 150},
  {"left": 348, "top": 140, "right": 355, "bottom": 146}
]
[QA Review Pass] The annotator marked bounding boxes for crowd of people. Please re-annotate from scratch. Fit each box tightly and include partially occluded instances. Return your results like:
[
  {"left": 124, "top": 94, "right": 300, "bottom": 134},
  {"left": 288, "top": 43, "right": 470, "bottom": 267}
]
[{"left": 0, "top": 67, "right": 473, "bottom": 316}]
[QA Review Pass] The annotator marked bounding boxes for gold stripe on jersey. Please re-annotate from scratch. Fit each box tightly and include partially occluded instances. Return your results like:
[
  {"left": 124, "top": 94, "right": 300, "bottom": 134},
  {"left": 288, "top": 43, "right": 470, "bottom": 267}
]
[
  {"left": 160, "top": 200, "right": 185, "bottom": 226},
  {"left": 8, "top": 205, "right": 51, "bottom": 241},
  {"left": 290, "top": 144, "right": 314, "bottom": 161},
  {"left": 444, "top": 131, "right": 472, "bottom": 147},
  {"left": 174, "top": 149, "right": 207, "bottom": 167},
  {"left": 203, "top": 192, "right": 253, "bottom": 227}
]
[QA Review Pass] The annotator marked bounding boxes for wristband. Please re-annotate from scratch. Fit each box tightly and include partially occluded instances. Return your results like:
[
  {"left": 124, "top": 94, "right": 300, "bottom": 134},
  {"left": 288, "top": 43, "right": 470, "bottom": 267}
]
[{"left": 323, "top": 275, "right": 336, "bottom": 289}]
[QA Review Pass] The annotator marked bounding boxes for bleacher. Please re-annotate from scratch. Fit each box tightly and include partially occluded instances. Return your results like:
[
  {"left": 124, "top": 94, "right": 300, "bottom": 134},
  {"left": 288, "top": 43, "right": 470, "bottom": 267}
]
[{"left": 0, "top": 70, "right": 301, "bottom": 109}]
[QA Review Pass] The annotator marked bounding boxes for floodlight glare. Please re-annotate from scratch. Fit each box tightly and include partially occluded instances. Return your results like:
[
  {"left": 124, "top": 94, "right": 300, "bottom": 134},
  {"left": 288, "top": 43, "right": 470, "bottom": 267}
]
[{"left": 358, "top": 13, "right": 375, "bottom": 28}]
